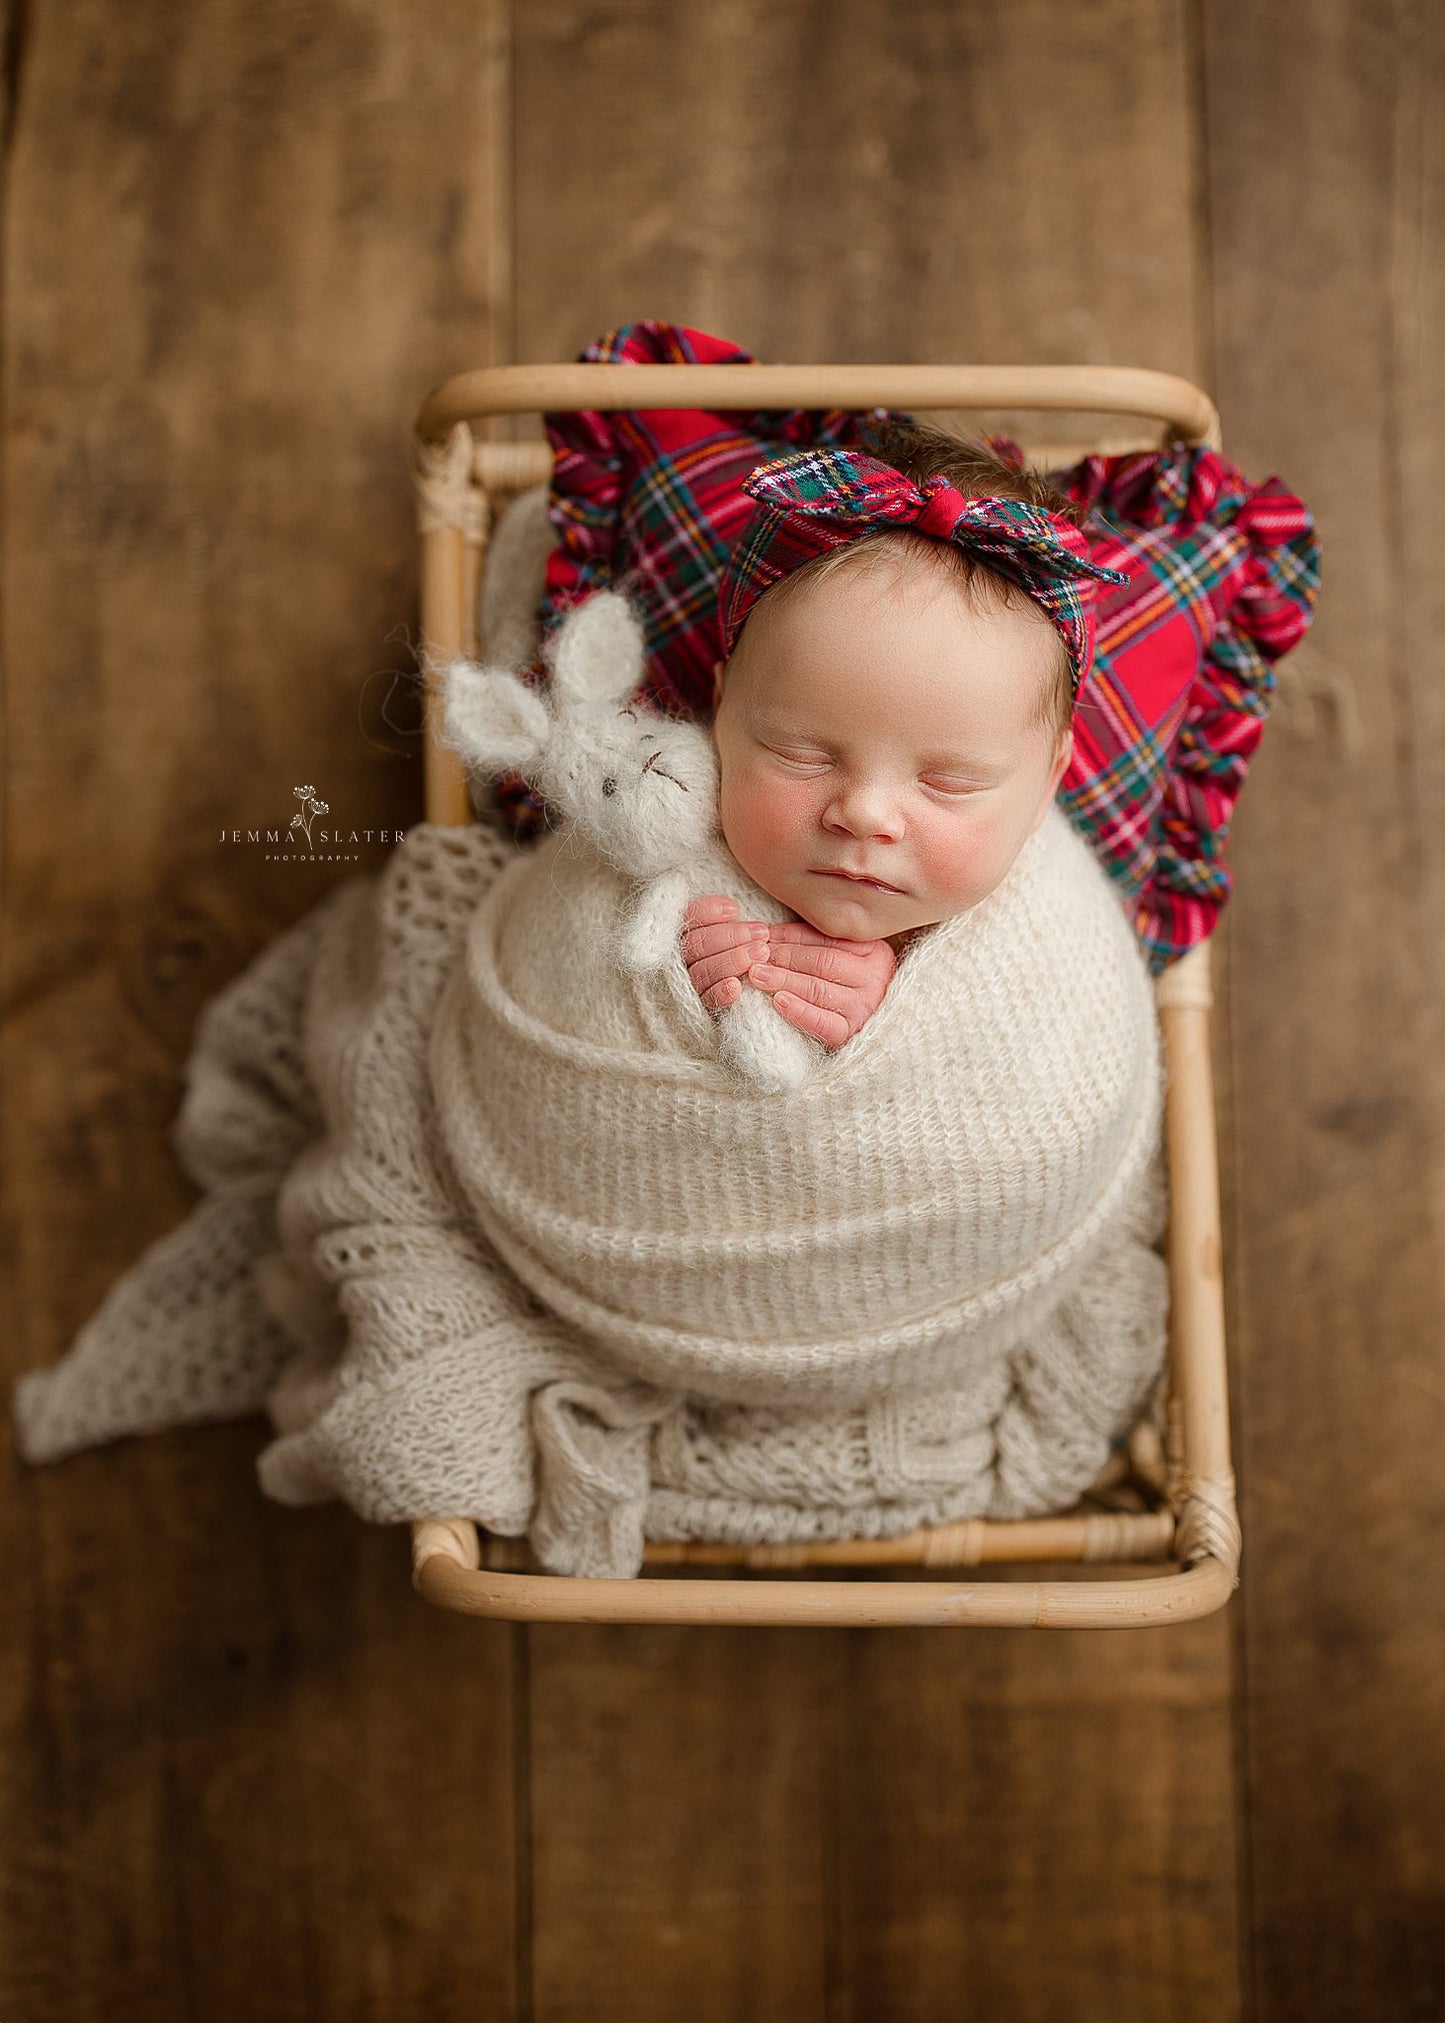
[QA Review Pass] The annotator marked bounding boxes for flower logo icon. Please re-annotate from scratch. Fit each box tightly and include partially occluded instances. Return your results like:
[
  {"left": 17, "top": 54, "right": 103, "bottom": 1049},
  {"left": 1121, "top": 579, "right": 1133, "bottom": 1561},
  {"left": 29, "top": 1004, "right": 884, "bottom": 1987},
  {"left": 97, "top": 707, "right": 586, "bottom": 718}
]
[{"left": 289, "top": 784, "right": 329, "bottom": 848}]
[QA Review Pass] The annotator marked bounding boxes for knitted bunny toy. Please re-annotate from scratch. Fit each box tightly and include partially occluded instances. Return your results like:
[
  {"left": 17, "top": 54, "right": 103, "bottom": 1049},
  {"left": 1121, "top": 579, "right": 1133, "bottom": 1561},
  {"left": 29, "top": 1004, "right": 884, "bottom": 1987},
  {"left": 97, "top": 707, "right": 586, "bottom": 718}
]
[{"left": 441, "top": 590, "right": 824, "bottom": 1093}]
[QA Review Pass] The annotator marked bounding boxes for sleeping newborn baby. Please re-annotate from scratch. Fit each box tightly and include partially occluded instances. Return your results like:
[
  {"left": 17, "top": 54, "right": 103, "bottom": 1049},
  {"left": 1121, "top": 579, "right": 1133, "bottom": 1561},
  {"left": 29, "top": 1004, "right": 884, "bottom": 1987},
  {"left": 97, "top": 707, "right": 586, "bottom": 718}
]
[
  {"left": 683, "top": 420, "right": 1122, "bottom": 1044},
  {"left": 387, "top": 431, "right": 1167, "bottom": 1565}
]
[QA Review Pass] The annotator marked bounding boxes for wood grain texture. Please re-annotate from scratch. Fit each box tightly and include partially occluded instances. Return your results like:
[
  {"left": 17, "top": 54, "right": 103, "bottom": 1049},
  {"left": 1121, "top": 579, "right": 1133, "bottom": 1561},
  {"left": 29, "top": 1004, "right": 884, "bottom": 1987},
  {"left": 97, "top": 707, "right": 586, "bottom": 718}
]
[
  {"left": 527, "top": 1625, "right": 831, "bottom": 2021},
  {"left": 512, "top": 5, "right": 1239, "bottom": 2019},
  {"left": 1203, "top": 1, "right": 1445, "bottom": 2016},
  {"left": 513, "top": 0, "right": 1207, "bottom": 450},
  {"left": 831, "top": 1609, "right": 1239, "bottom": 2023},
  {"left": 1, "top": 2, "right": 521, "bottom": 2017}
]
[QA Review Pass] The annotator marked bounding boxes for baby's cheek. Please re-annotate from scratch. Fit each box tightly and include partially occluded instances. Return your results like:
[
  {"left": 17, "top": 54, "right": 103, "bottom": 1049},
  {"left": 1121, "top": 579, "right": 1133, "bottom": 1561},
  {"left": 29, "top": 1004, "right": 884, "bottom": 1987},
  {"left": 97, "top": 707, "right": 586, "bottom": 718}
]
[
  {"left": 719, "top": 769, "right": 814, "bottom": 883},
  {"left": 915, "top": 810, "right": 1011, "bottom": 909}
]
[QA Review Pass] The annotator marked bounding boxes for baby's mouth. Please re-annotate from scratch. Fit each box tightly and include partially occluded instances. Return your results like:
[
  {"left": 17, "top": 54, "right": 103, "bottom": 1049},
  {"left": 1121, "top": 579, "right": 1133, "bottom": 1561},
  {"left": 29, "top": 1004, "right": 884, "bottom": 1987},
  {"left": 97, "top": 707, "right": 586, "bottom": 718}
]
[{"left": 813, "top": 868, "right": 906, "bottom": 895}]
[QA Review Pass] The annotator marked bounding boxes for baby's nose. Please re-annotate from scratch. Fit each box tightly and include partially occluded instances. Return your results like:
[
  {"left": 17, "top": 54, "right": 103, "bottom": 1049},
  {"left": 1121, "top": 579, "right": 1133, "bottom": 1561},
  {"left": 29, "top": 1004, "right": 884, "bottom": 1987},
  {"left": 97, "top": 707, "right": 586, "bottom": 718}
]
[{"left": 824, "top": 779, "right": 904, "bottom": 840}]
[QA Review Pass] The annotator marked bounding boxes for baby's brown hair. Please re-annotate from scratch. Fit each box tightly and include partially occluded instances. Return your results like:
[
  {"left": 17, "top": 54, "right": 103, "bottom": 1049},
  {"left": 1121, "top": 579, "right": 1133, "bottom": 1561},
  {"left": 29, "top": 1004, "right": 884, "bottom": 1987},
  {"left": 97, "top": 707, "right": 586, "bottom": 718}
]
[{"left": 726, "top": 415, "right": 1087, "bottom": 748}]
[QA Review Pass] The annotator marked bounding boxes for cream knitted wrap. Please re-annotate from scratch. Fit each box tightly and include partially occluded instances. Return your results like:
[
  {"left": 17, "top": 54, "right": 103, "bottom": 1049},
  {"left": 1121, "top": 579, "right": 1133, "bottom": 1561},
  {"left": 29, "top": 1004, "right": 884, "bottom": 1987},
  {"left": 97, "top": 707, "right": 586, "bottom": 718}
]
[{"left": 431, "top": 806, "right": 1163, "bottom": 1411}]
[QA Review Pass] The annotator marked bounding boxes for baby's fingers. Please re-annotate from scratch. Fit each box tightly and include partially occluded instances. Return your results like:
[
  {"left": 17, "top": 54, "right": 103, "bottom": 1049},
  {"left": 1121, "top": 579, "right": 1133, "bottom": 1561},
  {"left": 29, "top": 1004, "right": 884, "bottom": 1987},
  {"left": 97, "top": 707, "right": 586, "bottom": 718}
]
[
  {"left": 770, "top": 990, "right": 852, "bottom": 1049},
  {"left": 684, "top": 895, "right": 772, "bottom": 934},
  {"left": 683, "top": 924, "right": 770, "bottom": 997},
  {"left": 682, "top": 917, "right": 769, "bottom": 961},
  {"left": 681, "top": 897, "right": 768, "bottom": 1001},
  {"left": 689, "top": 941, "right": 769, "bottom": 995},
  {"left": 758, "top": 936, "right": 889, "bottom": 986},
  {"left": 768, "top": 919, "right": 891, "bottom": 953},
  {"left": 684, "top": 894, "right": 740, "bottom": 930},
  {"left": 750, "top": 962, "right": 854, "bottom": 1019},
  {"left": 699, "top": 976, "right": 744, "bottom": 1014},
  {"left": 682, "top": 897, "right": 770, "bottom": 985}
]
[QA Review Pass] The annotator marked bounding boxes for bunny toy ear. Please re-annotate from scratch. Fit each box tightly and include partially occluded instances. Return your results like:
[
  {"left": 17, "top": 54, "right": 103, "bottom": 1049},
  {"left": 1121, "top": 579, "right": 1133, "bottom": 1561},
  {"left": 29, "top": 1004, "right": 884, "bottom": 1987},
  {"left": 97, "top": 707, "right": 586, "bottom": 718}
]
[
  {"left": 548, "top": 591, "right": 647, "bottom": 710},
  {"left": 442, "top": 660, "right": 551, "bottom": 775}
]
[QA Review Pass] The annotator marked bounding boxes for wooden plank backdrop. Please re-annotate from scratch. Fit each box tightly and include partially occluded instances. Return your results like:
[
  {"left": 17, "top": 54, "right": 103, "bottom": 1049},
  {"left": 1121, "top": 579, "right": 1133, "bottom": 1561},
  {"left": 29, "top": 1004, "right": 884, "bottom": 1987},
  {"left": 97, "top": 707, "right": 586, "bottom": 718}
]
[
  {"left": 0, "top": 2, "right": 1436, "bottom": 2018},
  {"left": 1203, "top": 4, "right": 1445, "bottom": 2017}
]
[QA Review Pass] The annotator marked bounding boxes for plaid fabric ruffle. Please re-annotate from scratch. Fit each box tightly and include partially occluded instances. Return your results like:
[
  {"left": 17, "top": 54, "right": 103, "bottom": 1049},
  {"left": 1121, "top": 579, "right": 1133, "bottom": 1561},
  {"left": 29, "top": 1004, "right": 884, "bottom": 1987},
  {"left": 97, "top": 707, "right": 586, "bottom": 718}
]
[
  {"left": 1053, "top": 445, "right": 1320, "bottom": 969},
  {"left": 492, "top": 320, "right": 1321, "bottom": 976}
]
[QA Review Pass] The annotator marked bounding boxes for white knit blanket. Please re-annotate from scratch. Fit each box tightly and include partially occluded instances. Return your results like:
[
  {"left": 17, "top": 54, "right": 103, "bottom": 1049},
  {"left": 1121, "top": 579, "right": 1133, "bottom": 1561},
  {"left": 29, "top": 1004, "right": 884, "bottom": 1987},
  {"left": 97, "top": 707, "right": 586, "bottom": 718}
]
[{"left": 13, "top": 802, "right": 1169, "bottom": 1578}]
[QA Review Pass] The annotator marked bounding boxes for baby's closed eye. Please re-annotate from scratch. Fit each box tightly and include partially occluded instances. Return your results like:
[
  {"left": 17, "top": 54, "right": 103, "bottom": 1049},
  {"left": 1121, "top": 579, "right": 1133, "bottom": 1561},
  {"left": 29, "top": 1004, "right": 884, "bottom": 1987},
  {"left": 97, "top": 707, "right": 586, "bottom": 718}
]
[{"left": 920, "top": 775, "right": 990, "bottom": 796}]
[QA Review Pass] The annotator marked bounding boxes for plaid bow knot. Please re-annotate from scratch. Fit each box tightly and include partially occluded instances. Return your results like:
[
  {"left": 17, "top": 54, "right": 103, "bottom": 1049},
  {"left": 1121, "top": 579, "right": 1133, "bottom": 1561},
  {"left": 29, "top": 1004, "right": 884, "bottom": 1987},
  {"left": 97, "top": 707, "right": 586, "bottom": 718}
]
[{"left": 719, "top": 445, "right": 1129, "bottom": 696}]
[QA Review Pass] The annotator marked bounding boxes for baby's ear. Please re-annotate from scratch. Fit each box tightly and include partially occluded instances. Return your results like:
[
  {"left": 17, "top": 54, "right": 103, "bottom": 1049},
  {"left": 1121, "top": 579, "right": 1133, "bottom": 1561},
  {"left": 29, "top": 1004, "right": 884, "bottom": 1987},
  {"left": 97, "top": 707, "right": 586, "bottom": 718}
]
[
  {"left": 549, "top": 591, "right": 646, "bottom": 710},
  {"left": 442, "top": 659, "right": 551, "bottom": 773},
  {"left": 1050, "top": 726, "right": 1075, "bottom": 792},
  {"left": 1029, "top": 726, "right": 1075, "bottom": 837}
]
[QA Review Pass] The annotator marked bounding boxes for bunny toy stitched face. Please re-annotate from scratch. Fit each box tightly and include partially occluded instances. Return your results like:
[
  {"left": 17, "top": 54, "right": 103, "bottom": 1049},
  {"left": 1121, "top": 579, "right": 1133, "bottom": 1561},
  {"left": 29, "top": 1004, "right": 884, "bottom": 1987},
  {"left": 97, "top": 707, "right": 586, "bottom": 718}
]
[
  {"left": 446, "top": 592, "right": 721, "bottom": 879},
  {"left": 712, "top": 539, "right": 1074, "bottom": 947}
]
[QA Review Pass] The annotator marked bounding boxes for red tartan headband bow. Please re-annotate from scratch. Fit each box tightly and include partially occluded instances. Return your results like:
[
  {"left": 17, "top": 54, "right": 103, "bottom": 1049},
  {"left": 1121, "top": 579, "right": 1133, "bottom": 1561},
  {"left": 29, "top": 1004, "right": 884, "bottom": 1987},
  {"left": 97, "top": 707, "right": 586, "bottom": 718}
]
[{"left": 716, "top": 446, "right": 1128, "bottom": 703}]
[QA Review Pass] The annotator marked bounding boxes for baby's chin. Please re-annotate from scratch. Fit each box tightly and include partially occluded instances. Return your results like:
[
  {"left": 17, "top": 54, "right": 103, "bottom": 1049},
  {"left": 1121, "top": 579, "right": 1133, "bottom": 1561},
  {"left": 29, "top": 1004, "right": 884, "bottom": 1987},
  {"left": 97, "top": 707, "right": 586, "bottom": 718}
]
[{"left": 784, "top": 876, "right": 943, "bottom": 942}]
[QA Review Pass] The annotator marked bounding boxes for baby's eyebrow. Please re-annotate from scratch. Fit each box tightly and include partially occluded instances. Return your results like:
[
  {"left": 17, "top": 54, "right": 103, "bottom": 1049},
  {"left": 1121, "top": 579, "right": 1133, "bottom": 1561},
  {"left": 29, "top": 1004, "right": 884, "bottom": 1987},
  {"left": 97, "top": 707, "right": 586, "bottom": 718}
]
[
  {"left": 749, "top": 710, "right": 824, "bottom": 735},
  {"left": 750, "top": 723, "right": 839, "bottom": 750},
  {"left": 918, "top": 754, "right": 1010, "bottom": 779}
]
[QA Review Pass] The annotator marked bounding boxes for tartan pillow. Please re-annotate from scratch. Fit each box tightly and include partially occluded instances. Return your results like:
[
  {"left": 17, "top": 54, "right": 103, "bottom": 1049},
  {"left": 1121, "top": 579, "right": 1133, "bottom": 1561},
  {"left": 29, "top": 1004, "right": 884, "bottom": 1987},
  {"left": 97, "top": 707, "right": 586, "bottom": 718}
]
[{"left": 491, "top": 320, "right": 1320, "bottom": 975}]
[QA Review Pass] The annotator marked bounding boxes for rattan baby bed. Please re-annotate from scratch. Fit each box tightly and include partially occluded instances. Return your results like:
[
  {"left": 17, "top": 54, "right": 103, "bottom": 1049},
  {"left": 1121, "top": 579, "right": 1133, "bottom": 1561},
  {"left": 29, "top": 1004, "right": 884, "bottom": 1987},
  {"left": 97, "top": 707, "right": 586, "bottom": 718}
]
[{"left": 406, "top": 361, "right": 1241, "bottom": 1628}]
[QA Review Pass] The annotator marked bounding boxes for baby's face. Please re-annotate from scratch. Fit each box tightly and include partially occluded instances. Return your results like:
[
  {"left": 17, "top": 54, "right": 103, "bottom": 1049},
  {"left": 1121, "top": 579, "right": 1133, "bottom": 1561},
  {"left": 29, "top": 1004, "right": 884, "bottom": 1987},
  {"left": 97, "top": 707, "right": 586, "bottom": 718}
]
[{"left": 712, "top": 557, "right": 1073, "bottom": 943}]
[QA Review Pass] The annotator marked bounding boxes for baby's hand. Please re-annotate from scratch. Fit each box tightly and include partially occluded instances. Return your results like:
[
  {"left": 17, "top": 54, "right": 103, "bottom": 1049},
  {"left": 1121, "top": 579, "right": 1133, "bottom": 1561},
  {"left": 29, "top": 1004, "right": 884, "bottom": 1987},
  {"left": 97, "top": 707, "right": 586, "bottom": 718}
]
[
  {"left": 681, "top": 895, "right": 771, "bottom": 1013},
  {"left": 747, "top": 921, "right": 896, "bottom": 1049}
]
